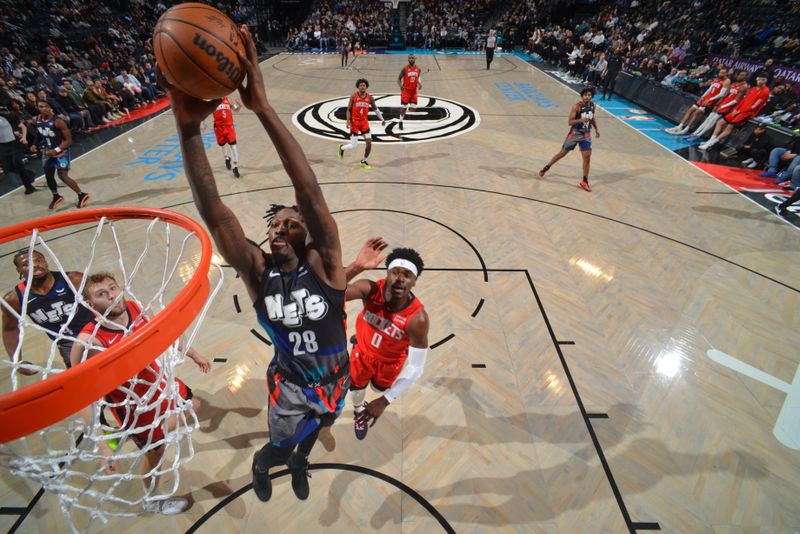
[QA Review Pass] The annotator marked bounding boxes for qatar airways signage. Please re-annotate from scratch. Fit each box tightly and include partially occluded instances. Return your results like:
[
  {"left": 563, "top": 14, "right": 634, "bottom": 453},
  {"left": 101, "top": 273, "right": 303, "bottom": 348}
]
[{"left": 708, "top": 54, "right": 800, "bottom": 94}]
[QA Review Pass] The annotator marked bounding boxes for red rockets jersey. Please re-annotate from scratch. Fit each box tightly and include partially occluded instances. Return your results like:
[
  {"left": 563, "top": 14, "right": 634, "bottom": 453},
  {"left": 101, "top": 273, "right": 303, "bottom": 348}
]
[
  {"left": 213, "top": 97, "right": 234, "bottom": 128},
  {"left": 402, "top": 65, "right": 421, "bottom": 91},
  {"left": 80, "top": 301, "right": 173, "bottom": 405},
  {"left": 351, "top": 91, "right": 371, "bottom": 121},
  {"left": 734, "top": 85, "right": 770, "bottom": 114},
  {"left": 717, "top": 80, "right": 748, "bottom": 109},
  {"left": 355, "top": 279, "right": 425, "bottom": 363}
]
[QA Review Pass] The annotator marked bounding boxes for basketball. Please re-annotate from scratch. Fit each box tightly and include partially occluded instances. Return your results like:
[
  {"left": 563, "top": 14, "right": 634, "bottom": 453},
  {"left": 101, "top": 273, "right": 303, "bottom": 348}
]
[{"left": 153, "top": 3, "right": 245, "bottom": 100}]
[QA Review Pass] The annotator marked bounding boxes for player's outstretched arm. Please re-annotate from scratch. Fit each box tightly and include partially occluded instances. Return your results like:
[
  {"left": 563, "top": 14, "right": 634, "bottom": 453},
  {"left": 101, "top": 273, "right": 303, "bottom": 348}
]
[
  {"left": 345, "top": 237, "right": 388, "bottom": 281},
  {"left": 157, "top": 68, "right": 265, "bottom": 300},
  {"left": 237, "top": 25, "right": 344, "bottom": 288}
]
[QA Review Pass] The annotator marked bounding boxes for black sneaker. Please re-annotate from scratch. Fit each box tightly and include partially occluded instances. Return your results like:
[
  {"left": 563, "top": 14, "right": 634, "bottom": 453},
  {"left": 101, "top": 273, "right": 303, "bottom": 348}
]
[
  {"left": 287, "top": 453, "right": 310, "bottom": 500},
  {"left": 24, "top": 187, "right": 36, "bottom": 195},
  {"left": 337, "top": 144, "right": 344, "bottom": 160},
  {"left": 233, "top": 166, "right": 240, "bottom": 178},
  {"left": 49, "top": 195, "right": 64, "bottom": 210},
  {"left": 225, "top": 157, "right": 232, "bottom": 170},
  {"left": 354, "top": 402, "right": 368, "bottom": 440},
  {"left": 775, "top": 205, "right": 789, "bottom": 218},
  {"left": 251, "top": 454, "right": 272, "bottom": 502},
  {"left": 77, "top": 192, "right": 90, "bottom": 208}
]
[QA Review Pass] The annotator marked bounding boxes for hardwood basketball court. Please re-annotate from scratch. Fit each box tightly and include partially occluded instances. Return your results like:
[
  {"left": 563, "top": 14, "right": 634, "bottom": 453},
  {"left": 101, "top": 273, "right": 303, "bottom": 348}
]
[{"left": 1, "top": 52, "right": 798, "bottom": 533}]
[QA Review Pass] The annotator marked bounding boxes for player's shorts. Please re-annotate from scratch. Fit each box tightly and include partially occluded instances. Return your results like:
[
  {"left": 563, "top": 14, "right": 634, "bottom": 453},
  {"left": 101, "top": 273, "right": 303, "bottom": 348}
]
[
  {"left": 350, "top": 119, "right": 371, "bottom": 137},
  {"left": 401, "top": 90, "right": 418, "bottom": 106},
  {"left": 723, "top": 110, "right": 752, "bottom": 126},
  {"left": 108, "top": 380, "right": 192, "bottom": 450},
  {"left": 349, "top": 345, "right": 406, "bottom": 390},
  {"left": 694, "top": 98, "right": 714, "bottom": 110},
  {"left": 562, "top": 130, "right": 592, "bottom": 152},
  {"left": 44, "top": 151, "right": 71, "bottom": 171},
  {"left": 266, "top": 360, "right": 349, "bottom": 447},
  {"left": 214, "top": 125, "right": 236, "bottom": 145}
]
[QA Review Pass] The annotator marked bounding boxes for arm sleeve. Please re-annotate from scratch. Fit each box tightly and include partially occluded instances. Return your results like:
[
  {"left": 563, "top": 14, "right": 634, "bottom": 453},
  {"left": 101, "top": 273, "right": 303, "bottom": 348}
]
[
  {"left": 383, "top": 346, "right": 427, "bottom": 403},
  {"left": 707, "top": 87, "right": 728, "bottom": 102}
]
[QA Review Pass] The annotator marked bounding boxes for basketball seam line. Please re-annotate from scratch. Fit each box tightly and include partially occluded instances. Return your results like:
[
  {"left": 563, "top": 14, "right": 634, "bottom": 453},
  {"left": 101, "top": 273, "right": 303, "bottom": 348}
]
[
  {"left": 159, "top": 16, "right": 242, "bottom": 61},
  {"left": 157, "top": 31, "right": 198, "bottom": 97},
  {"left": 159, "top": 29, "right": 235, "bottom": 92}
]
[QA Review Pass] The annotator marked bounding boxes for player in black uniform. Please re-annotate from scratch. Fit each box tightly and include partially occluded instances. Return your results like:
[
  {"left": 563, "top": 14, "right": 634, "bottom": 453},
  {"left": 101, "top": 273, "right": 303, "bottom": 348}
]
[
  {"left": 34, "top": 100, "right": 90, "bottom": 209},
  {"left": 539, "top": 88, "right": 600, "bottom": 192},
  {"left": 158, "top": 26, "right": 384, "bottom": 502},
  {"left": 2, "top": 249, "right": 93, "bottom": 373}
]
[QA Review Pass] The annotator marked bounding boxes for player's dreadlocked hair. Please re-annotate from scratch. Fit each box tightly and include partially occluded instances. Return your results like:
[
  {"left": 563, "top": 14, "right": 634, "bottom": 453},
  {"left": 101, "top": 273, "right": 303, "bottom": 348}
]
[
  {"left": 263, "top": 204, "right": 301, "bottom": 228},
  {"left": 385, "top": 248, "right": 424, "bottom": 277}
]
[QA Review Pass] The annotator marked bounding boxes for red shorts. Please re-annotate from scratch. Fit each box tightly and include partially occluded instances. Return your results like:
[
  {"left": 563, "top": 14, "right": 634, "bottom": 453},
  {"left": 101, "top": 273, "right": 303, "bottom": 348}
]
[
  {"left": 401, "top": 90, "right": 418, "bottom": 106},
  {"left": 695, "top": 98, "right": 712, "bottom": 109},
  {"left": 109, "top": 379, "right": 190, "bottom": 449},
  {"left": 350, "top": 119, "right": 370, "bottom": 136},
  {"left": 723, "top": 110, "right": 752, "bottom": 126},
  {"left": 215, "top": 125, "right": 236, "bottom": 145},
  {"left": 349, "top": 345, "right": 406, "bottom": 390}
]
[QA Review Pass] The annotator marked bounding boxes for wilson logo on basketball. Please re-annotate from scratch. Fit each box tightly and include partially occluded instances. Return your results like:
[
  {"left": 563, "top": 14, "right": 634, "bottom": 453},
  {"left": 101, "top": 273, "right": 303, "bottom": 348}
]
[
  {"left": 192, "top": 33, "right": 241, "bottom": 83},
  {"left": 292, "top": 95, "right": 481, "bottom": 144}
]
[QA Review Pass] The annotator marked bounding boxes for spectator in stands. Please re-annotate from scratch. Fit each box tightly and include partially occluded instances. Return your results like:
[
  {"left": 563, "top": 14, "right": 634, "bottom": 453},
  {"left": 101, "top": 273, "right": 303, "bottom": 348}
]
[
  {"left": 761, "top": 144, "right": 800, "bottom": 190},
  {"left": 739, "top": 124, "right": 771, "bottom": 169}
]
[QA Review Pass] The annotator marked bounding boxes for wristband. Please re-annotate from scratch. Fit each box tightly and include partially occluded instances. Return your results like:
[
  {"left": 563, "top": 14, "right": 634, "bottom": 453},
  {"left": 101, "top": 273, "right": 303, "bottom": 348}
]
[{"left": 54, "top": 147, "right": 61, "bottom": 154}]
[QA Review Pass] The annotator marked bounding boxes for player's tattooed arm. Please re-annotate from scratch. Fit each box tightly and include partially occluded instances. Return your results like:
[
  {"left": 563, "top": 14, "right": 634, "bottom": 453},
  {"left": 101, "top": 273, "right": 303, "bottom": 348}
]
[
  {"left": 398, "top": 67, "right": 405, "bottom": 88},
  {"left": 238, "top": 25, "right": 345, "bottom": 289},
  {"left": 158, "top": 63, "right": 265, "bottom": 300},
  {"left": 179, "top": 134, "right": 265, "bottom": 300}
]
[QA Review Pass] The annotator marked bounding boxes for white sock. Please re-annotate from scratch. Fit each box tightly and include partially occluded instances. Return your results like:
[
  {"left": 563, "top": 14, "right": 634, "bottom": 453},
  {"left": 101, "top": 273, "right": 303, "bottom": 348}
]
[
  {"left": 230, "top": 145, "right": 239, "bottom": 166},
  {"left": 349, "top": 389, "right": 366, "bottom": 410},
  {"left": 341, "top": 135, "right": 359, "bottom": 151},
  {"left": 707, "top": 135, "right": 718, "bottom": 145},
  {"left": 221, "top": 145, "right": 231, "bottom": 159}
]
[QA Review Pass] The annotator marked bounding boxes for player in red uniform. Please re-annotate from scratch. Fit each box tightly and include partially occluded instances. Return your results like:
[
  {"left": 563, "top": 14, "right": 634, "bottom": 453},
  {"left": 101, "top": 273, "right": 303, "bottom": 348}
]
[
  {"left": 211, "top": 96, "right": 242, "bottom": 177},
  {"left": 699, "top": 72, "right": 770, "bottom": 150},
  {"left": 344, "top": 248, "right": 429, "bottom": 440},
  {"left": 666, "top": 68, "right": 729, "bottom": 135},
  {"left": 687, "top": 70, "right": 749, "bottom": 140},
  {"left": 70, "top": 271, "right": 211, "bottom": 515},
  {"left": 397, "top": 54, "right": 422, "bottom": 131},
  {"left": 338, "top": 78, "right": 385, "bottom": 170}
]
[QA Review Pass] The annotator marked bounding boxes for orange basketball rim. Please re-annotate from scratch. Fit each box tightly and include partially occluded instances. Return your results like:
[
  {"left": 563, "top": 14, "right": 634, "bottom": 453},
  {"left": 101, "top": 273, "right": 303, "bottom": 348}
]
[{"left": 0, "top": 207, "right": 212, "bottom": 444}]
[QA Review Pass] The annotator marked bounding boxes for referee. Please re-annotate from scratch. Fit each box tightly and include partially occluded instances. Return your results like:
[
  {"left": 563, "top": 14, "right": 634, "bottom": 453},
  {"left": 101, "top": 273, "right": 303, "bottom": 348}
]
[{"left": 486, "top": 29, "right": 496, "bottom": 70}]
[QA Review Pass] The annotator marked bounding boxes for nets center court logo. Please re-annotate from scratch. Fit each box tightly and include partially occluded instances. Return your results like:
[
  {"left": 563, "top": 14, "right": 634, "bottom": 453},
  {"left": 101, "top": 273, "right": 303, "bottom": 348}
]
[{"left": 292, "top": 94, "right": 480, "bottom": 144}]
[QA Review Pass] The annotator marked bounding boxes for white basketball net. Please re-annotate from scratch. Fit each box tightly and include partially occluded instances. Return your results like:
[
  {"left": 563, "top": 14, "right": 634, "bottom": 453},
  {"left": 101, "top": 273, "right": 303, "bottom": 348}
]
[{"left": 0, "top": 215, "right": 223, "bottom": 533}]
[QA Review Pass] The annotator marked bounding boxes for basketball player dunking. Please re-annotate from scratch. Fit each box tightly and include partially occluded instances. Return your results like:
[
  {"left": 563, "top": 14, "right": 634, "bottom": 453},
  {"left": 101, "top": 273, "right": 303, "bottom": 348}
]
[
  {"left": 159, "top": 26, "right": 351, "bottom": 502},
  {"left": 539, "top": 88, "right": 600, "bottom": 192},
  {"left": 35, "top": 100, "right": 90, "bottom": 209},
  {"left": 338, "top": 78, "right": 385, "bottom": 170},
  {"left": 345, "top": 247, "right": 429, "bottom": 440},
  {"left": 397, "top": 55, "right": 422, "bottom": 131},
  {"left": 211, "top": 96, "right": 242, "bottom": 178}
]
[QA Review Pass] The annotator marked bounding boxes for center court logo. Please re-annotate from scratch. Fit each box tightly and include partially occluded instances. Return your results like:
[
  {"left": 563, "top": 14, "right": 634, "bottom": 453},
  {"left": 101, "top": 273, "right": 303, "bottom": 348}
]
[{"left": 292, "top": 94, "right": 480, "bottom": 144}]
